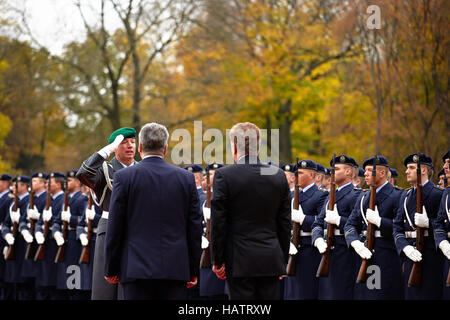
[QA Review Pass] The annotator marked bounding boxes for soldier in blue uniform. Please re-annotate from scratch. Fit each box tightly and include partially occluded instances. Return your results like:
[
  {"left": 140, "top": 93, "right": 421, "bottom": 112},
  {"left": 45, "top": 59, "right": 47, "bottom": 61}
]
[
  {"left": 0, "top": 174, "right": 13, "bottom": 299},
  {"left": 183, "top": 164, "right": 205, "bottom": 300},
  {"left": 1, "top": 175, "right": 33, "bottom": 300},
  {"left": 315, "top": 163, "right": 326, "bottom": 190},
  {"left": 34, "top": 172, "right": 67, "bottom": 300},
  {"left": 393, "top": 153, "right": 444, "bottom": 300},
  {"left": 437, "top": 168, "right": 446, "bottom": 188},
  {"left": 199, "top": 162, "right": 227, "bottom": 300},
  {"left": 281, "top": 163, "right": 296, "bottom": 194},
  {"left": 311, "top": 155, "right": 361, "bottom": 299},
  {"left": 344, "top": 156, "right": 404, "bottom": 299},
  {"left": 28, "top": 172, "right": 49, "bottom": 300},
  {"left": 433, "top": 150, "right": 450, "bottom": 299},
  {"left": 389, "top": 168, "right": 399, "bottom": 186},
  {"left": 76, "top": 185, "right": 102, "bottom": 299},
  {"left": 284, "top": 159, "right": 328, "bottom": 300},
  {"left": 53, "top": 170, "right": 88, "bottom": 299}
]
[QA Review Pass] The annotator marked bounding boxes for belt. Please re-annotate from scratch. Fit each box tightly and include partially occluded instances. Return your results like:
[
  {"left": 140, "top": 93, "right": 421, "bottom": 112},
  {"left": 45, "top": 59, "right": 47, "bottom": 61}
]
[
  {"left": 362, "top": 230, "right": 383, "bottom": 238},
  {"left": 405, "top": 230, "right": 429, "bottom": 238},
  {"left": 68, "top": 226, "right": 76, "bottom": 231},
  {"left": 299, "top": 231, "right": 312, "bottom": 236},
  {"left": 102, "top": 211, "right": 109, "bottom": 219},
  {"left": 324, "top": 229, "right": 343, "bottom": 236}
]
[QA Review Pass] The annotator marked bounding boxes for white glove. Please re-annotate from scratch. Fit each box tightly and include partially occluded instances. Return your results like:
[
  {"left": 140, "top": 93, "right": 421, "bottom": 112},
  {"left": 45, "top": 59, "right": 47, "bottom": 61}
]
[
  {"left": 27, "top": 206, "right": 40, "bottom": 220},
  {"left": 366, "top": 206, "right": 381, "bottom": 228},
  {"left": 325, "top": 206, "right": 340, "bottom": 226},
  {"left": 439, "top": 240, "right": 450, "bottom": 260},
  {"left": 202, "top": 204, "right": 211, "bottom": 221},
  {"left": 289, "top": 242, "right": 298, "bottom": 255},
  {"left": 314, "top": 238, "right": 327, "bottom": 254},
  {"left": 291, "top": 201, "right": 305, "bottom": 224},
  {"left": 21, "top": 229, "right": 33, "bottom": 244},
  {"left": 79, "top": 233, "right": 88, "bottom": 246},
  {"left": 54, "top": 231, "right": 65, "bottom": 246},
  {"left": 85, "top": 208, "right": 96, "bottom": 222},
  {"left": 61, "top": 208, "right": 71, "bottom": 223},
  {"left": 2, "top": 246, "right": 7, "bottom": 259},
  {"left": 403, "top": 245, "right": 422, "bottom": 262},
  {"left": 10, "top": 208, "right": 20, "bottom": 223},
  {"left": 414, "top": 206, "right": 429, "bottom": 228},
  {"left": 4, "top": 233, "right": 14, "bottom": 246},
  {"left": 35, "top": 231, "right": 45, "bottom": 245},
  {"left": 351, "top": 240, "right": 372, "bottom": 259},
  {"left": 201, "top": 236, "right": 209, "bottom": 249},
  {"left": 43, "top": 208, "right": 52, "bottom": 222},
  {"left": 98, "top": 134, "right": 124, "bottom": 159}
]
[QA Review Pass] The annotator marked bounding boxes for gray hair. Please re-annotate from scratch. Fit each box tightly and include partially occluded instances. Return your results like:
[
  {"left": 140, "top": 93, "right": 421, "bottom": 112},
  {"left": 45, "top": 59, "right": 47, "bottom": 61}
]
[
  {"left": 139, "top": 122, "right": 169, "bottom": 153},
  {"left": 229, "top": 122, "right": 261, "bottom": 156}
]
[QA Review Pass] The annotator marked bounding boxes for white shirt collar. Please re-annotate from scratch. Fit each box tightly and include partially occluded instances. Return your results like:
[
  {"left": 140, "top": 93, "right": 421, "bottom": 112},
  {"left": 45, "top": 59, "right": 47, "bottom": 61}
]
[
  {"left": 143, "top": 155, "right": 163, "bottom": 160},
  {"left": 52, "top": 191, "right": 64, "bottom": 199},
  {"left": 301, "top": 182, "right": 316, "bottom": 193},
  {"left": 376, "top": 181, "right": 389, "bottom": 193},
  {"left": 337, "top": 181, "right": 353, "bottom": 192},
  {"left": 0, "top": 190, "right": 9, "bottom": 198}
]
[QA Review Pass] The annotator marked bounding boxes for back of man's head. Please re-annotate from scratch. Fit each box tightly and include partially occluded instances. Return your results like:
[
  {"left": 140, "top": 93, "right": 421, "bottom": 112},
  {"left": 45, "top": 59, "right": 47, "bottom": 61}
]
[
  {"left": 139, "top": 123, "right": 169, "bottom": 154},
  {"left": 229, "top": 122, "right": 261, "bottom": 156}
]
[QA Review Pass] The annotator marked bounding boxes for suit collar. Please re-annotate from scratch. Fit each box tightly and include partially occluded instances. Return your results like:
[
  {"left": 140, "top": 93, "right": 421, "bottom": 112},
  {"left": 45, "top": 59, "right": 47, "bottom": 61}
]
[
  {"left": 237, "top": 155, "right": 260, "bottom": 165},
  {"left": 110, "top": 157, "right": 137, "bottom": 170}
]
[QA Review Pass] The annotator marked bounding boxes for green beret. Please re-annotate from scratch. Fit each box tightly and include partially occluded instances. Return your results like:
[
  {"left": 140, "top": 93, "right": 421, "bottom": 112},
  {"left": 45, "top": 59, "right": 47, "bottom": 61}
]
[{"left": 108, "top": 127, "right": 136, "bottom": 144}]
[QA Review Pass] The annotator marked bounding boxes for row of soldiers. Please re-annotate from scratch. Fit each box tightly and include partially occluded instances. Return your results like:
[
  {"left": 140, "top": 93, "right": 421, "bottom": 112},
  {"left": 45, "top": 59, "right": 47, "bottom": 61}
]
[
  {"left": 1, "top": 150, "right": 449, "bottom": 300},
  {"left": 192, "top": 151, "right": 450, "bottom": 300},
  {"left": 0, "top": 171, "right": 101, "bottom": 300}
]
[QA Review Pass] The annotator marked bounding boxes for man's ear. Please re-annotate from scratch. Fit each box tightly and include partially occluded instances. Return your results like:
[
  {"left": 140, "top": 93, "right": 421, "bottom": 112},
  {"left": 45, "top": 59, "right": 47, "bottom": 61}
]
[
  {"left": 138, "top": 143, "right": 142, "bottom": 154},
  {"left": 163, "top": 144, "right": 168, "bottom": 156}
]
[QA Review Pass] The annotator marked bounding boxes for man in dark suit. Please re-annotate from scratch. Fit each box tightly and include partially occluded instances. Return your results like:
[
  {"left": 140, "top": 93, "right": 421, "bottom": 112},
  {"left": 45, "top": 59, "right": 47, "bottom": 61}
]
[
  {"left": 104, "top": 122, "right": 202, "bottom": 300},
  {"left": 76, "top": 127, "right": 137, "bottom": 300},
  {"left": 210, "top": 122, "right": 291, "bottom": 300}
]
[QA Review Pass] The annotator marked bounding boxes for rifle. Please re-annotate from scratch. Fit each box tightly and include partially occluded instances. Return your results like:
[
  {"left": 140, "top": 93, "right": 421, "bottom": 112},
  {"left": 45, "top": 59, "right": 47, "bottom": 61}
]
[
  {"left": 356, "top": 155, "right": 378, "bottom": 283},
  {"left": 199, "top": 166, "right": 212, "bottom": 268},
  {"left": 34, "top": 179, "right": 52, "bottom": 261},
  {"left": 54, "top": 179, "right": 69, "bottom": 263},
  {"left": 79, "top": 191, "right": 94, "bottom": 264},
  {"left": 5, "top": 180, "right": 19, "bottom": 260},
  {"left": 408, "top": 154, "right": 424, "bottom": 287},
  {"left": 286, "top": 157, "right": 300, "bottom": 276},
  {"left": 24, "top": 188, "right": 36, "bottom": 259},
  {"left": 316, "top": 153, "right": 336, "bottom": 277}
]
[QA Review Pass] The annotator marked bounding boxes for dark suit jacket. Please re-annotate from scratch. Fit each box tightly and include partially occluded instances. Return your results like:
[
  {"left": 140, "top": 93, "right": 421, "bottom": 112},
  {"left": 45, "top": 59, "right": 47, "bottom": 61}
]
[
  {"left": 210, "top": 155, "right": 291, "bottom": 278},
  {"left": 104, "top": 156, "right": 202, "bottom": 283}
]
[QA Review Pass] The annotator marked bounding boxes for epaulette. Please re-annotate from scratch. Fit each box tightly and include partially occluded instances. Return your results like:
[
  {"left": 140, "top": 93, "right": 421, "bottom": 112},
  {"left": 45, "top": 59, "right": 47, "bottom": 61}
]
[
  {"left": 393, "top": 185, "right": 404, "bottom": 190},
  {"left": 404, "top": 187, "right": 412, "bottom": 191},
  {"left": 434, "top": 185, "right": 444, "bottom": 190},
  {"left": 318, "top": 188, "right": 328, "bottom": 192},
  {"left": 7, "top": 193, "right": 14, "bottom": 198},
  {"left": 353, "top": 187, "right": 363, "bottom": 191}
]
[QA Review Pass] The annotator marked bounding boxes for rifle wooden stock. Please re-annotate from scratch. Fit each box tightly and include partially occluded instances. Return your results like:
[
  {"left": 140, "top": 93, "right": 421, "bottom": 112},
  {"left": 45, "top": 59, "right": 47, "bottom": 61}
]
[
  {"left": 55, "top": 181, "right": 69, "bottom": 263},
  {"left": 25, "top": 190, "right": 36, "bottom": 260},
  {"left": 34, "top": 181, "right": 52, "bottom": 261},
  {"left": 200, "top": 168, "right": 212, "bottom": 268},
  {"left": 316, "top": 155, "right": 336, "bottom": 278},
  {"left": 5, "top": 182, "right": 19, "bottom": 260},
  {"left": 287, "top": 158, "right": 300, "bottom": 276},
  {"left": 446, "top": 267, "right": 450, "bottom": 287},
  {"left": 79, "top": 192, "right": 94, "bottom": 264},
  {"left": 356, "top": 157, "right": 378, "bottom": 283},
  {"left": 408, "top": 157, "right": 424, "bottom": 288}
]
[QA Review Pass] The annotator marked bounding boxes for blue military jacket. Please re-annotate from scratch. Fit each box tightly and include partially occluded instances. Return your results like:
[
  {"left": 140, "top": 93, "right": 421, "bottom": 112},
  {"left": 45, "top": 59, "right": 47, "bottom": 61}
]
[
  {"left": 298, "top": 183, "right": 328, "bottom": 233},
  {"left": 312, "top": 182, "right": 361, "bottom": 244},
  {"left": 344, "top": 182, "right": 403, "bottom": 245},
  {"left": 433, "top": 187, "right": 450, "bottom": 247},
  {"left": 393, "top": 181, "right": 443, "bottom": 255}
]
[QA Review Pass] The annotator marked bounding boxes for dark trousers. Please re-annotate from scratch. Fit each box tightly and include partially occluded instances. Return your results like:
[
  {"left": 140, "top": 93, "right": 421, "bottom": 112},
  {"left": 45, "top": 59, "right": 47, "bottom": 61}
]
[
  {"left": 227, "top": 277, "right": 280, "bottom": 300},
  {"left": 122, "top": 279, "right": 186, "bottom": 300}
]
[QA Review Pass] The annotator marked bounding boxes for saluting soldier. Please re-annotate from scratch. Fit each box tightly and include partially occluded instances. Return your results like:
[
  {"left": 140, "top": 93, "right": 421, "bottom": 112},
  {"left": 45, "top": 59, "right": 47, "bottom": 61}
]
[
  {"left": 34, "top": 172, "right": 67, "bottom": 300},
  {"left": 284, "top": 159, "right": 328, "bottom": 300},
  {"left": 392, "top": 153, "right": 444, "bottom": 300},
  {"left": 76, "top": 127, "right": 137, "bottom": 300},
  {"left": 344, "top": 156, "right": 404, "bottom": 299},
  {"left": 1, "top": 175, "right": 33, "bottom": 300},
  {"left": 311, "top": 155, "right": 362, "bottom": 299},
  {"left": 433, "top": 150, "right": 450, "bottom": 299},
  {"left": 53, "top": 170, "right": 88, "bottom": 300},
  {"left": 199, "top": 162, "right": 228, "bottom": 300},
  {"left": 0, "top": 174, "right": 13, "bottom": 299},
  {"left": 77, "top": 185, "right": 102, "bottom": 298}
]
